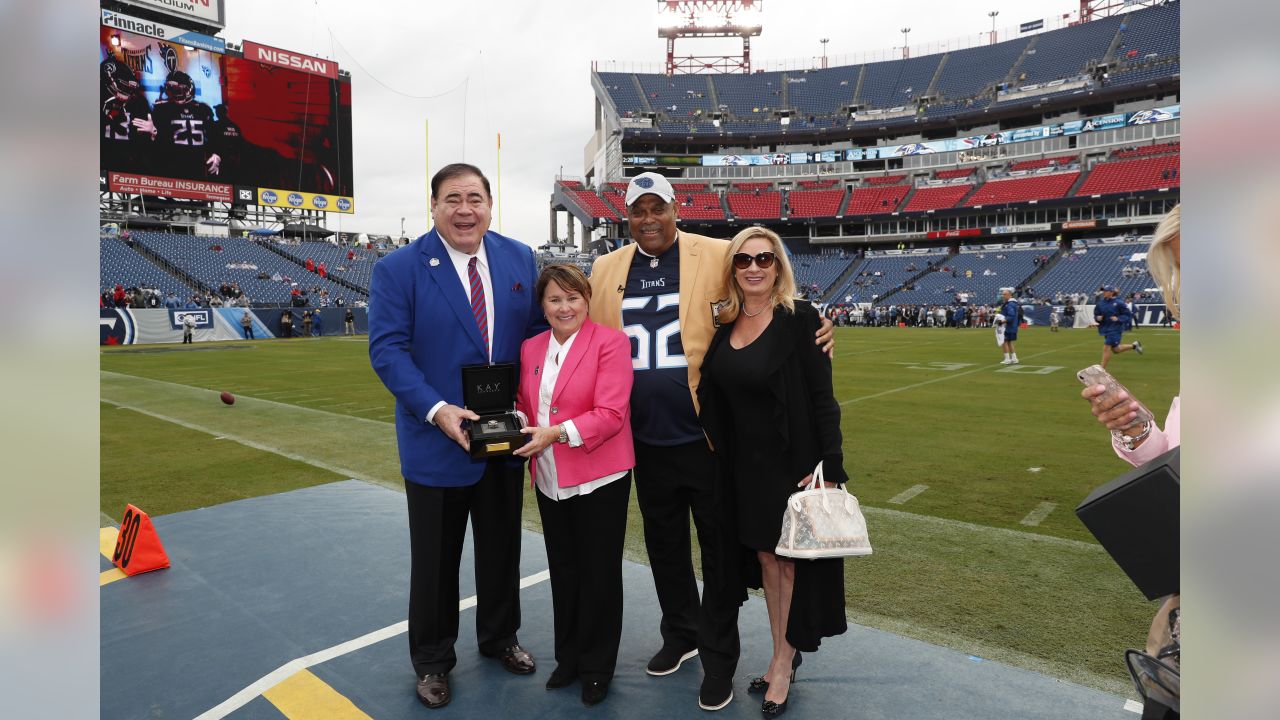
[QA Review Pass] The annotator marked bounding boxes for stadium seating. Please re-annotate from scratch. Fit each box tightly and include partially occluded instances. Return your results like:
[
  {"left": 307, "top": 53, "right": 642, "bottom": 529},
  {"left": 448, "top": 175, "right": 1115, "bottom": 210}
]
[
  {"left": 888, "top": 247, "right": 1047, "bottom": 306},
  {"left": 100, "top": 235, "right": 196, "bottom": 298},
  {"left": 597, "top": 72, "right": 647, "bottom": 117},
  {"left": 1008, "top": 154, "right": 1078, "bottom": 172},
  {"left": 131, "top": 232, "right": 364, "bottom": 306},
  {"left": 566, "top": 189, "right": 624, "bottom": 221},
  {"left": 732, "top": 182, "right": 773, "bottom": 191},
  {"left": 637, "top": 73, "right": 715, "bottom": 119},
  {"left": 676, "top": 193, "right": 726, "bottom": 220},
  {"left": 789, "top": 251, "right": 857, "bottom": 299},
  {"left": 1111, "top": 2, "right": 1180, "bottom": 70},
  {"left": 864, "top": 175, "right": 908, "bottom": 186},
  {"left": 1112, "top": 141, "right": 1179, "bottom": 159},
  {"left": 784, "top": 66, "right": 861, "bottom": 117},
  {"left": 787, "top": 189, "right": 846, "bottom": 218},
  {"left": 797, "top": 179, "right": 840, "bottom": 189},
  {"left": 671, "top": 182, "right": 708, "bottom": 192},
  {"left": 934, "top": 168, "right": 977, "bottom": 180},
  {"left": 713, "top": 70, "right": 787, "bottom": 116},
  {"left": 726, "top": 191, "right": 782, "bottom": 219},
  {"left": 829, "top": 252, "right": 948, "bottom": 304},
  {"left": 1076, "top": 155, "right": 1180, "bottom": 196},
  {"left": 846, "top": 186, "right": 907, "bottom": 215},
  {"left": 558, "top": 180, "right": 584, "bottom": 189},
  {"left": 1015, "top": 13, "right": 1124, "bottom": 85},
  {"left": 902, "top": 184, "right": 973, "bottom": 213},
  {"left": 856, "top": 55, "right": 940, "bottom": 109},
  {"left": 271, "top": 241, "right": 380, "bottom": 293},
  {"left": 963, "top": 172, "right": 1079, "bottom": 206},
  {"left": 1032, "top": 240, "right": 1161, "bottom": 304},
  {"left": 931, "top": 38, "right": 1030, "bottom": 100}
]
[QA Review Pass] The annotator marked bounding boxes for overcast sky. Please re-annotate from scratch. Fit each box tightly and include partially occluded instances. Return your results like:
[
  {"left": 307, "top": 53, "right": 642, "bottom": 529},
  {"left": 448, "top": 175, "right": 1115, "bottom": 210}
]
[{"left": 220, "top": 0, "right": 1081, "bottom": 246}]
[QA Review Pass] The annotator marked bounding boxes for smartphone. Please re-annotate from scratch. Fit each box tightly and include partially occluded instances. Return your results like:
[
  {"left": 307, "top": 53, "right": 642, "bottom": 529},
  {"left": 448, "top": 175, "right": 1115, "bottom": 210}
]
[{"left": 1077, "top": 364, "right": 1155, "bottom": 428}]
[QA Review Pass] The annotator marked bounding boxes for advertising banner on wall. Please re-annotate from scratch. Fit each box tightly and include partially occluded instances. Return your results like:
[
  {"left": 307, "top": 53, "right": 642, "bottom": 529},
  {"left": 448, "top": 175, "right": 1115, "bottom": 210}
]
[
  {"left": 109, "top": 172, "right": 232, "bottom": 201},
  {"left": 241, "top": 41, "right": 338, "bottom": 79},
  {"left": 256, "top": 187, "right": 355, "bottom": 214},
  {"left": 118, "top": 0, "right": 226, "bottom": 29},
  {"left": 101, "top": 9, "right": 224, "bottom": 52}
]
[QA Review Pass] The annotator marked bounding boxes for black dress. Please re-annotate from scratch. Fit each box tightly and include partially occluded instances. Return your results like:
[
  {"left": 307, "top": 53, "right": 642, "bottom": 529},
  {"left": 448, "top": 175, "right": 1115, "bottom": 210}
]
[
  {"left": 698, "top": 300, "right": 849, "bottom": 652},
  {"left": 706, "top": 319, "right": 798, "bottom": 550}
]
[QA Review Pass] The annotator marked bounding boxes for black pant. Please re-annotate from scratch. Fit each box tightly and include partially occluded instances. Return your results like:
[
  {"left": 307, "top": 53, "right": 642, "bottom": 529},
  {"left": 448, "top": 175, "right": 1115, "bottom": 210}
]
[
  {"left": 182, "top": 330, "right": 192, "bottom": 344},
  {"left": 536, "top": 473, "right": 631, "bottom": 682},
  {"left": 634, "top": 439, "right": 740, "bottom": 678},
  {"left": 404, "top": 460, "right": 524, "bottom": 677},
  {"left": 242, "top": 327, "right": 253, "bottom": 339}
]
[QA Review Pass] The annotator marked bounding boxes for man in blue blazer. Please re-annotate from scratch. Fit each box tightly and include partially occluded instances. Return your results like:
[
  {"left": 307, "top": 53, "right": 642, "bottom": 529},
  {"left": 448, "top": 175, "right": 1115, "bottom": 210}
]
[{"left": 369, "top": 163, "right": 544, "bottom": 709}]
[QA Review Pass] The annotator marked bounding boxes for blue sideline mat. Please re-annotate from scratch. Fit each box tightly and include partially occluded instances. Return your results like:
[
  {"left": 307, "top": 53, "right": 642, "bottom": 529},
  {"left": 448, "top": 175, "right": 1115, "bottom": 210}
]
[{"left": 100, "top": 480, "right": 1135, "bottom": 719}]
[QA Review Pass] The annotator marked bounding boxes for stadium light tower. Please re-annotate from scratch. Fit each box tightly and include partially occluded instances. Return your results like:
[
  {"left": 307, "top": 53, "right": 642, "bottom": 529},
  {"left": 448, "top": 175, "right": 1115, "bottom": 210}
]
[
  {"left": 820, "top": 37, "right": 829, "bottom": 69},
  {"left": 657, "top": 0, "right": 764, "bottom": 75},
  {"left": 1079, "top": 0, "right": 1159, "bottom": 23},
  {"left": 988, "top": 11, "right": 999, "bottom": 45},
  {"left": 900, "top": 27, "right": 911, "bottom": 59}
]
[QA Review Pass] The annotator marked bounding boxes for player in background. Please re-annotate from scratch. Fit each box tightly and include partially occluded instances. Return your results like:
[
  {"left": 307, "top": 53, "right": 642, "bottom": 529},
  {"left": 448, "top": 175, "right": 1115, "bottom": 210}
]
[
  {"left": 100, "top": 58, "right": 153, "bottom": 175},
  {"left": 999, "top": 289, "right": 1020, "bottom": 365},
  {"left": 1093, "top": 285, "right": 1143, "bottom": 369},
  {"left": 136, "top": 71, "right": 221, "bottom": 180}
]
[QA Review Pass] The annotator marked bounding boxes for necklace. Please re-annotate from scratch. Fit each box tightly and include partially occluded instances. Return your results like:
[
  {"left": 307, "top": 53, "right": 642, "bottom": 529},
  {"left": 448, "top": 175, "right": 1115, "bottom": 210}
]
[{"left": 742, "top": 302, "right": 769, "bottom": 318}]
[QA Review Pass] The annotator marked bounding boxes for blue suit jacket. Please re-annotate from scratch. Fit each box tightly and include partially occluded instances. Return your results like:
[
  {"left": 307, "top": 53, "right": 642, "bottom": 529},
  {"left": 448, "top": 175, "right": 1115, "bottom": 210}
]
[{"left": 369, "top": 229, "right": 542, "bottom": 487}]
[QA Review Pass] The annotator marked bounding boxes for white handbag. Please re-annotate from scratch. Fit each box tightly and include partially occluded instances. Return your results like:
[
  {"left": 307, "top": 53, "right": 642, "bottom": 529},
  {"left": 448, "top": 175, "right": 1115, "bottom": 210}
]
[{"left": 775, "top": 462, "right": 872, "bottom": 559}]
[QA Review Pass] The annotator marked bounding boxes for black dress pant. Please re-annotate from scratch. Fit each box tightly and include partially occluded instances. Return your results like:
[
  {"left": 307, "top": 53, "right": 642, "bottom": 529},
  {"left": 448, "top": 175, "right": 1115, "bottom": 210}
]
[
  {"left": 634, "top": 439, "right": 741, "bottom": 678},
  {"left": 536, "top": 473, "right": 631, "bottom": 682},
  {"left": 404, "top": 460, "right": 524, "bottom": 677}
]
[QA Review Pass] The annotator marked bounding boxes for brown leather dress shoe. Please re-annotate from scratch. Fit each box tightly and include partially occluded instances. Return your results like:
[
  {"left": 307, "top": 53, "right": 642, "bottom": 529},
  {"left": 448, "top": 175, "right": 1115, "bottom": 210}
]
[
  {"left": 497, "top": 644, "right": 536, "bottom": 675},
  {"left": 416, "top": 674, "right": 450, "bottom": 709}
]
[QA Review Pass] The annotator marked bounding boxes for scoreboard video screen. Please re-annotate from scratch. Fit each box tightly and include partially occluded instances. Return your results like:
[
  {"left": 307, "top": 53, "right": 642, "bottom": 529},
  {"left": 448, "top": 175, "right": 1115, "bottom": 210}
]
[{"left": 100, "top": 21, "right": 353, "bottom": 206}]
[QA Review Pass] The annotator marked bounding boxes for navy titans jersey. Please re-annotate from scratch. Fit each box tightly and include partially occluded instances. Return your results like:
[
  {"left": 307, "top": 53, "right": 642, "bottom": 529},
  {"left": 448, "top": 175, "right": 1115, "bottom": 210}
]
[{"left": 623, "top": 241, "right": 703, "bottom": 446}]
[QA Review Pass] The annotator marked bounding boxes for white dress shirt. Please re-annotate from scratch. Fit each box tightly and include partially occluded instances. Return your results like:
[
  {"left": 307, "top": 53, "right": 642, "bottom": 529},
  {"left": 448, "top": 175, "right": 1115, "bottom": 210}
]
[
  {"left": 427, "top": 239, "right": 495, "bottom": 425},
  {"left": 533, "top": 329, "right": 627, "bottom": 501}
]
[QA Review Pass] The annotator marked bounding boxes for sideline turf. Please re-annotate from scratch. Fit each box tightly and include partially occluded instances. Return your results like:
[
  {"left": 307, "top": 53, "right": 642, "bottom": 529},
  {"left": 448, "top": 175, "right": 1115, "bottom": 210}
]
[{"left": 100, "top": 327, "right": 1179, "bottom": 695}]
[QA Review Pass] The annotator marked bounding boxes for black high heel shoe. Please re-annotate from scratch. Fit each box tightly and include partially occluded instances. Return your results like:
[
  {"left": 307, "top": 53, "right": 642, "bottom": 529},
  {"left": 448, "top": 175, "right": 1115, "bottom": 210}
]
[{"left": 747, "top": 652, "right": 802, "bottom": 694}]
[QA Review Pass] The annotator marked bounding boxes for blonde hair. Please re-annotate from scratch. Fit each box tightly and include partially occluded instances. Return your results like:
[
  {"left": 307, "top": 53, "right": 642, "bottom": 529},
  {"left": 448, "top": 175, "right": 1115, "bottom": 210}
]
[
  {"left": 718, "top": 226, "right": 797, "bottom": 323},
  {"left": 1147, "top": 204, "right": 1180, "bottom": 320}
]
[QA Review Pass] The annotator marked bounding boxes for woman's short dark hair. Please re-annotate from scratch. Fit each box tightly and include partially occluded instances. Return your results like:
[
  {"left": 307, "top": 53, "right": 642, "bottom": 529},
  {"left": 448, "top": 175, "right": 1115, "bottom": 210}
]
[
  {"left": 430, "top": 163, "right": 491, "bottom": 199},
  {"left": 536, "top": 264, "right": 592, "bottom": 303}
]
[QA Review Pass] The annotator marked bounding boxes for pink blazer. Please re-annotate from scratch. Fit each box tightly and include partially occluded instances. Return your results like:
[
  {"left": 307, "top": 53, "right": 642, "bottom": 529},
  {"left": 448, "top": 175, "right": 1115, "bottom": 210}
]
[
  {"left": 517, "top": 318, "right": 635, "bottom": 489},
  {"left": 1113, "top": 396, "right": 1180, "bottom": 466}
]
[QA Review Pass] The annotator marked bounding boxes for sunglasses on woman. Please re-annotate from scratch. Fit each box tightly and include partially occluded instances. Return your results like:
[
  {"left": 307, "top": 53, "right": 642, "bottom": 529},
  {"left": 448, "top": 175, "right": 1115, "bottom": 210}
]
[{"left": 732, "top": 251, "right": 777, "bottom": 270}]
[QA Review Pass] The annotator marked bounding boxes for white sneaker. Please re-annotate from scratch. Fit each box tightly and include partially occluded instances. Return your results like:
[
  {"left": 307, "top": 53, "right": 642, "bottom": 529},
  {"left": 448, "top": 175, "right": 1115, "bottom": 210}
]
[
  {"left": 1000, "top": 358, "right": 1012, "bottom": 365},
  {"left": 1010, "top": 358, "right": 1020, "bottom": 365},
  {"left": 1133, "top": 340, "right": 1144, "bottom": 355}
]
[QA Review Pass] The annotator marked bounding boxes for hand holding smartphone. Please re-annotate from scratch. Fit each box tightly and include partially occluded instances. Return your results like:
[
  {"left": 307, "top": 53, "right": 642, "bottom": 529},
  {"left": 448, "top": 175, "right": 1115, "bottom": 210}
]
[{"left": 1077, "top": 364, "right": 1155, "bottom": 430}]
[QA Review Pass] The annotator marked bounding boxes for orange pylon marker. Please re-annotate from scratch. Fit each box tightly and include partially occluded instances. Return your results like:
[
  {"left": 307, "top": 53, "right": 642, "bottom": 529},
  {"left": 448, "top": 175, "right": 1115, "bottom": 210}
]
[{"left": 112, "top": 504, "right": 170, "bottom": 576}]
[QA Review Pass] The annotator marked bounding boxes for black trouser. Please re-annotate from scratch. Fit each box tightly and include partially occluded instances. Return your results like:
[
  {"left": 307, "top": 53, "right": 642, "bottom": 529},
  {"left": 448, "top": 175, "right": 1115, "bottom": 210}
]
[
  {"left": 242, "top": 327, "right": 253, "bottom": 339},
  {"left": 404, "top": 460, "right": 524, "bottom": 677},
  {"left": 182, "top": 330, "right": 192, "bottom": 344},
  {"left": 634, "top": 439, "right": 740, "bottom": 678},
  {"left": 536, "top": 473, "right": 631, "bottom": 682}
]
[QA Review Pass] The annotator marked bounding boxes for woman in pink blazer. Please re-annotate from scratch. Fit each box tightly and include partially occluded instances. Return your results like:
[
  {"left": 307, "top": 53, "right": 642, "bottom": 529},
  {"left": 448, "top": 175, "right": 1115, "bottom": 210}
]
[{"left": 514, "top": 264, "right": 634, "bottom": 707}]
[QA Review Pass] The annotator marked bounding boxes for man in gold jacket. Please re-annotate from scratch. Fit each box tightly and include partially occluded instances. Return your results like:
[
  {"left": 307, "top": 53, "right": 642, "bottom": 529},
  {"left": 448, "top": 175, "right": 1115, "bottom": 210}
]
[{"left": 588, "top": 172, "right": 832, "bottom": 711}]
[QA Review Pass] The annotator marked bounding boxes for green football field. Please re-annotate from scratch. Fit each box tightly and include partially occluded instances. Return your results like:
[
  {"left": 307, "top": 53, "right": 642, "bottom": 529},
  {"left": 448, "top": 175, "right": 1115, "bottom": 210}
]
[{"left": 100, "top": 325, "right": 1179, "bottom": 697}]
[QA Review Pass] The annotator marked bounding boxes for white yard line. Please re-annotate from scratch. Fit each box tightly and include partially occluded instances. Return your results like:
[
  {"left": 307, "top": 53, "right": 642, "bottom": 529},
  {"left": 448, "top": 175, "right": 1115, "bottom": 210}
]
[
  {"left": 192, "top": 570, "right": 552, "bottom": 720},
  {"left": 840, "top": 341, "right": 1094, "bottom": 406},
  {"left": 887, "top": 484, "right": 929, "bottom": 505},
  {"left": 1019, "top": 501, "right": 1058, "bottom": 527}
]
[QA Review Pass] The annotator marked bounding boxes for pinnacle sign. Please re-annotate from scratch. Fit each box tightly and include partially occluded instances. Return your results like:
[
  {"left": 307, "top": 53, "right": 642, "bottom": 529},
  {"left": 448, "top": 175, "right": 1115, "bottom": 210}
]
[{"left": 242, "top": 40, "right": 337, "bottom": 79}]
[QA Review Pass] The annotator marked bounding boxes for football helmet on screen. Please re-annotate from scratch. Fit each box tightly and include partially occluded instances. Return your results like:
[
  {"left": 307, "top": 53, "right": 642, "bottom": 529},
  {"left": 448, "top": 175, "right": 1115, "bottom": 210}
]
[
  {"left": 101, "top": 58, "right": 140, "bottom": 99},
  {"left": 164, "top": 71, "right": 195, "bottom": 104}
]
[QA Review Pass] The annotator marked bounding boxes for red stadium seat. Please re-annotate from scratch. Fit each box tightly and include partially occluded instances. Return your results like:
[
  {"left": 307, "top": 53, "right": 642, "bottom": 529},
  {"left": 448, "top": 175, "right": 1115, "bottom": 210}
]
[
  {"left": 726, "top": 191, "right": 782, "bottom": 219},
  {"left": 677, "top": 192, "right": 726, "bottom": 220},
  {"left": 863, "top": 174, "right": 908, "bottom": 186},
  {"left": 903, "top": 184, "right": 973, "bottom": 212},
  {"left": 963, "top": 172, "right": 1079, "bottom": 206},
  {"left": 1007, "top": 154, "right": 1078, "bottom": 172},
  {"left": 933, "top": 168, "right": 977, "bottom": 180},
  {"left": 846, "top": 186, "right": 907, "bottom": 215},
  {"left": 1112, "top": 142, "right": 1180, "bottom": 159},
  {"left": 788, "top": 189, "right": 845, "bottom": 218},
  {"left": 1076, "top": 155, "right": 1180, "bottom": 196},
  {"left": 567, "top": 190, "right": 623, "bottom": 220}
]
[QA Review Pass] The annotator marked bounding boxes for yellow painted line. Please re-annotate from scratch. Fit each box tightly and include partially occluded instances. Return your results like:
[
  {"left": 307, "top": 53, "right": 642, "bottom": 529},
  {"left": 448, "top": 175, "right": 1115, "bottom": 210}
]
[
  {"left": 263, "top": 669, "right": 373, "bottom": 720},
  {"left": 100, "top": 526, "right": 127, "bottom": 586}
]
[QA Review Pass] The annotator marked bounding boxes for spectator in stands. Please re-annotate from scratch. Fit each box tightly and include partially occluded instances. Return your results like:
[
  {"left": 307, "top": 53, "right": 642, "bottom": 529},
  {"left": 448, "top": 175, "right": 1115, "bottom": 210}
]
[
  {"left": 318, "top": 262, "right": 328, "bottom": 279},
  {"left": 305, "top": 257, "right": 315, "bottom": 272},
  {"left": 1000, "top": 290, "right": 1020, "bottom": 365},
  {"left": 697, "top": 226, "right": 847, "bottom": 719},
  {"left": 164, "top": 291, "right": 180, "bottom": 309},
  {"left": 587, "top": 171, "right": 834, "bottom": 712},
  {"left": 1092, "top": 286, "right": 1143, "bottom": 369},
  {"left": 240, "top": 310, "right": 254, "bottom": 340},
  {"left": 183, "top": 295, "right": 201, "bottom": 310}
]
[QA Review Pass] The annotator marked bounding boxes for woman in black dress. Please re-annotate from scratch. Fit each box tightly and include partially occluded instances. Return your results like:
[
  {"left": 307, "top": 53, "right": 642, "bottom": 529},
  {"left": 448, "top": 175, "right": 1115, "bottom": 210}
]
[{"left": 698, "top": 226, "right": 847, "bottom": 719}]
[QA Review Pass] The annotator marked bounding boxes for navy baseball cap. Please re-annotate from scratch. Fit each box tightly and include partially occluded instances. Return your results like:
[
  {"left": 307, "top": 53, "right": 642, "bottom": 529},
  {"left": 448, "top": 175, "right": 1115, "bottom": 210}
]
[{"left": 1102, "top": 285, "right": 1118, "bottom": 292}]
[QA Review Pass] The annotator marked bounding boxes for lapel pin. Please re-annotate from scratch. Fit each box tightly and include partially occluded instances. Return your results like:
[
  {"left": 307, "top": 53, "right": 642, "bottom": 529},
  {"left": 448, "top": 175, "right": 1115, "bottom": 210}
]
[
  {"left": 512, "top": 282, "right": 523, "bottom": 291},
  {"left": 551, "top": 406, "right": 559, "bottom": 414},
  {"left": 429, "top": 257, "right": 440, "bottom": 267}
]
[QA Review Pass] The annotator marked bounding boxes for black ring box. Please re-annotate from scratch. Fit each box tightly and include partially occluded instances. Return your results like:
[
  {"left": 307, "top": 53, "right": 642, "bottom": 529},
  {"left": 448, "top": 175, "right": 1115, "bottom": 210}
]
[
  {"left": 461, "top": 363, "right": 527, "bottom": 460},
  {"left": 1075, "top": 446, "right": 1179, "bottom": 600}
]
